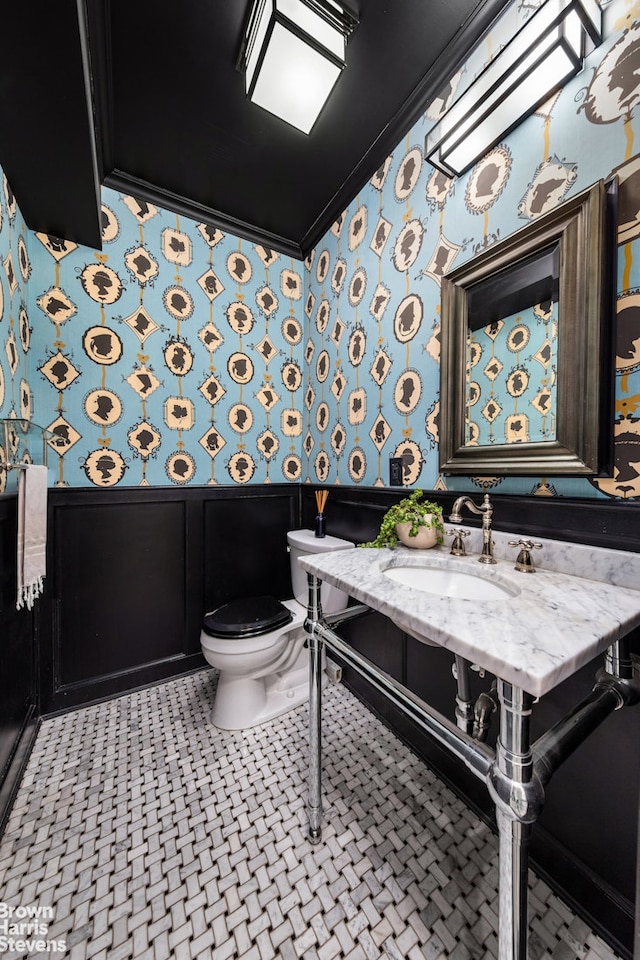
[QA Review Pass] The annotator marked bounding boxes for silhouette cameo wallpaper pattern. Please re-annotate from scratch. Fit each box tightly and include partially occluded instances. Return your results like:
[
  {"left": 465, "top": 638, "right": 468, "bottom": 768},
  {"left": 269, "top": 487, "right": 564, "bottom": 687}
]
[
  {"left": 0, "top": 0, "right": 640, "bottom": 496},
  {"left": 302, "top": 0, "right": 640, "bottom": 499},
  {"left": 3, "top": 197, "right": 307, "bottom": 488},
  {"left": 465, "top": 308, "right": 558, "bottom": 449}
]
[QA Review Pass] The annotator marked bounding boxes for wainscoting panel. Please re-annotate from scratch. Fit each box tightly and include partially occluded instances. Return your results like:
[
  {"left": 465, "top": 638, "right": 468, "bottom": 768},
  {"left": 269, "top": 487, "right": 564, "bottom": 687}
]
[
  {"left": 202, "top": 486, "right": 299, "bottom": 612},
  {"left": 41, "top": 485, "right": 301, "bottom": 714},
  {"left": 55, "top": 499, "right": 189, "bottom": 685}
]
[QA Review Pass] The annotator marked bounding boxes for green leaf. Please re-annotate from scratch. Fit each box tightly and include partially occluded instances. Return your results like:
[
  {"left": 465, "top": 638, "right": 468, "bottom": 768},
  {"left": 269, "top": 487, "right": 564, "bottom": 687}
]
[{"left": 359, "top": 490, "right": 445, "bottom": 548}]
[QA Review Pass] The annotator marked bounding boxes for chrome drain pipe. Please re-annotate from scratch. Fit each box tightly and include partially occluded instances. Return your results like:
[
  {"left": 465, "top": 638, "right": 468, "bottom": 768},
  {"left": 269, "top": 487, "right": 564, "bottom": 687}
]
[{"left": 473, "top": 682, "right": 499, "bottom": 742}]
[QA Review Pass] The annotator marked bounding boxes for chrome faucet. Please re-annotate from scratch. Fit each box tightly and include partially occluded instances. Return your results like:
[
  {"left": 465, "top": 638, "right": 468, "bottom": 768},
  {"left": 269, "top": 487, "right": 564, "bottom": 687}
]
[{"left": 449, "top": 494, "right": 496, "bottom": 564}]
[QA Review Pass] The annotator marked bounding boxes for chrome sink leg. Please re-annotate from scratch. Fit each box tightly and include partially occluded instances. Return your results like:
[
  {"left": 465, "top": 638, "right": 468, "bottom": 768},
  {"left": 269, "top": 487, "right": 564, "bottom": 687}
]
[
  {"left": 306, "top": 572, "right": 324, "bottom": 843},
  {"left": 604, "top": 637, "right": 634, "bottom": 680},
  {"left": 489, "top": 681, "right": 544, "bottom": 960}
]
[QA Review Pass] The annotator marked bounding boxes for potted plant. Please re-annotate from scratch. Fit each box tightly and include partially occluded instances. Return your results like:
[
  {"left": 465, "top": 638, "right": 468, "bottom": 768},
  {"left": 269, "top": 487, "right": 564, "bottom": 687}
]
[{"left": 360, "top": 490, "right": 445, "bottom": 549}]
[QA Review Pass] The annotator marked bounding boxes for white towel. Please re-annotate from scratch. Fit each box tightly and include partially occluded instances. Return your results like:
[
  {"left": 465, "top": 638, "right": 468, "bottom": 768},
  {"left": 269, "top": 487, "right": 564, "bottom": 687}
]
[{"left": 16, "top": 464, "right": 48, "bottom": 611}]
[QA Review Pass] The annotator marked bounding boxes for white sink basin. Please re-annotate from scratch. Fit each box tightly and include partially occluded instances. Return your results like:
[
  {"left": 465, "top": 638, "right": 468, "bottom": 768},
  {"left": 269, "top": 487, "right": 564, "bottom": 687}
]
[{"left": 382, "top": 561, "right": 518, "bottom": 601}]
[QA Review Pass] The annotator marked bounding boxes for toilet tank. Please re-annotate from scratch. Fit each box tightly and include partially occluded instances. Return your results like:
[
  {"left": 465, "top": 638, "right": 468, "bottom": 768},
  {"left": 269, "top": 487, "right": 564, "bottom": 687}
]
[{"left": 287, "top": 529, "right": 352, "bottom": 613}]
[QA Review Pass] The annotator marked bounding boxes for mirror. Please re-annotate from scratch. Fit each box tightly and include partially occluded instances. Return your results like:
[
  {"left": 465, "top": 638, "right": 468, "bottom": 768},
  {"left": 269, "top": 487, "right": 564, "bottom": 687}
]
[{"left": 440, "top": 179, "right": 615, "bottom": 476}]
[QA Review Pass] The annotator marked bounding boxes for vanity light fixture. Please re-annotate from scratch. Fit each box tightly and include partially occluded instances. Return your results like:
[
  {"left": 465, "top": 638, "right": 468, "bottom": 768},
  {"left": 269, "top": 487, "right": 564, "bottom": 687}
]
[
  {"left": 425, "top": 0, "right": 602, "bottom": 178},
  {"left": 239, "top": 0, "right": 358, "bottom": 135}
]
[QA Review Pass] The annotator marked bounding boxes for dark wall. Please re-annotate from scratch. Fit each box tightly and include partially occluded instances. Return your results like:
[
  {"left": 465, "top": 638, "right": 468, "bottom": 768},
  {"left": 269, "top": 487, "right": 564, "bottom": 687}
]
[{"left": 202, "top": 488, "right": 295, "bottom": 610}]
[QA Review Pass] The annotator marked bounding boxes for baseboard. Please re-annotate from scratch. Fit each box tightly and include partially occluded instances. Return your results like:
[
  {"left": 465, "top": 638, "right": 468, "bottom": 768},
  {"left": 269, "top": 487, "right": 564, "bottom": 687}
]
[
  {"left": 531, "top": 827, "right": 633, "bottom": 960},
  {"left": 43, "top": 652, "right": 207, "bottom": 714},
  {"left": 0, "top": 709, "right": 41, "bottom": 840}
]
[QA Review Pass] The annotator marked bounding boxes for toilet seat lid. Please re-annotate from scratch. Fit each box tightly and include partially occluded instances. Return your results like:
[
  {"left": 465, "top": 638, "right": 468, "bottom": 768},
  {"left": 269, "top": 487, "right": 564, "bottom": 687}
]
[{"left": 202, "top": 595, "right": 293, "bottom": 639}]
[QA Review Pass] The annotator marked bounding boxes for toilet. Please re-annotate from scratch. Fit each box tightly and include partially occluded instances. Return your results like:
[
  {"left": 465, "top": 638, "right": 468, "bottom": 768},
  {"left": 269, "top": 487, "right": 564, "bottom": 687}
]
[{"left": 200, "top": 529, "right": 352, "bottom": 730}]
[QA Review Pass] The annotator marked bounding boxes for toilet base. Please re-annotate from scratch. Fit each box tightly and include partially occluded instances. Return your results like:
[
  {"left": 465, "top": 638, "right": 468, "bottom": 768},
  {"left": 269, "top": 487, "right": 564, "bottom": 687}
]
[{"left": 210, "top": 662, "right": 326, "bottom": 730}]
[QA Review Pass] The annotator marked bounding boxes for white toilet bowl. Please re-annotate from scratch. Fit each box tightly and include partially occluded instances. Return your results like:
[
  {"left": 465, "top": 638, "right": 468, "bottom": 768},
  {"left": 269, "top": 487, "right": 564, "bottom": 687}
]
[{"left": 200, "top": 530, "right": 351, "bottom": 730}]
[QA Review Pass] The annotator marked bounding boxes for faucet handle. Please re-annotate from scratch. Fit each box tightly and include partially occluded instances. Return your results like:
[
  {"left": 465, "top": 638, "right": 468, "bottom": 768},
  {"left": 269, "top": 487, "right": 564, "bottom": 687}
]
[
  {"left": 508, "top": 539, "right": 543, "bottom": 573},
  {"left": 448, "top": 528, "right": 470, "bottom": 556}
]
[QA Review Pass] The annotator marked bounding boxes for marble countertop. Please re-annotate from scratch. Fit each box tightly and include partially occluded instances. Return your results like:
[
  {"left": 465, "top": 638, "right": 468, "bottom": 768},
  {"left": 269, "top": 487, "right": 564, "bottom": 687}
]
[{"left": 299, "top": 534, "right": 640, "bottom": 697}]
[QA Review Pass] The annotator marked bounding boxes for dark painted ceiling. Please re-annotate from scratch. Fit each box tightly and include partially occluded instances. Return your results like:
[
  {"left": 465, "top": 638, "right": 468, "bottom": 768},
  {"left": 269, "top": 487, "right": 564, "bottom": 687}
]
[{"left": 1, "top": 0, "right": 511, "bottom": 258}]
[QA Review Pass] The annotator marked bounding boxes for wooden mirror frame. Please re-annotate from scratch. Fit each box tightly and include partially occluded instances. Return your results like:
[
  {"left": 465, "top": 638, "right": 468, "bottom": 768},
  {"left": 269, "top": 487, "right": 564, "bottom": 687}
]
[{"left": 439, "top": 179, "right": 615, "bottom": 476}]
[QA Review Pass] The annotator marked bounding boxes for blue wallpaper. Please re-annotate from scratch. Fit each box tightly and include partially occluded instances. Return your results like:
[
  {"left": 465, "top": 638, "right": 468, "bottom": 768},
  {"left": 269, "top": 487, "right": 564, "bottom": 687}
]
[
  {"left": 18, "top": 196, "right": 306, "bottom": 487},
  {"left": 1, "top": 0, "right": 640, "bottom": 498},
  {"left": 467, "top": 304, "right": 558, "bottom": 448},
  {"left": 302, "top": 0, "right": 640, "bottom": 499},
  {"left": 0, "top": 176, "right": 31, "bottom": 492}
]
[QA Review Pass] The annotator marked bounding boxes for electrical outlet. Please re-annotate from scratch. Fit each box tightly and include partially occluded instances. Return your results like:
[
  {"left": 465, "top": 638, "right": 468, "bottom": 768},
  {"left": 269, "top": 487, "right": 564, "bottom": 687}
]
[{"left": 389, "top": 457, "right": 404, "bottom": 486}]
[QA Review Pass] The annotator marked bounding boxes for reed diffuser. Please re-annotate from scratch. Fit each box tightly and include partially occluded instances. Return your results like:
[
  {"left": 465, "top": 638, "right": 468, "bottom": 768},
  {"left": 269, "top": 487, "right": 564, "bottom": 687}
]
[{"left": 315, "top": 489, "right": 328, "bottom": 538}]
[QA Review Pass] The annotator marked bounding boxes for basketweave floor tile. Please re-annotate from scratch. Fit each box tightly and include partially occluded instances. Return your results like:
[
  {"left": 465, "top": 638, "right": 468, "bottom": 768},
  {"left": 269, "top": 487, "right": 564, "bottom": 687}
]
[{"left": 0, "top": 669, "right": 625, "bottom": 960}]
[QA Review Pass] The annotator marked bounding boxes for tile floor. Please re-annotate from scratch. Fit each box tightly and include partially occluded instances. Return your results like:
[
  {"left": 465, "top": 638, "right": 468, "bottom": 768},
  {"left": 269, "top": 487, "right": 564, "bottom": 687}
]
[{"left": 0, "top": 669, "right": 624, "bottom": 960}]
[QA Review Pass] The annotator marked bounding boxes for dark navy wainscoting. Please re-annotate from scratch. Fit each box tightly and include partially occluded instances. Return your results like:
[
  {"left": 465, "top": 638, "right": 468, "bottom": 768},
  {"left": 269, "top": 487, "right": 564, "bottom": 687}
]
[{"left": 1, "top": 483, "right": 639, "bottom": 956}]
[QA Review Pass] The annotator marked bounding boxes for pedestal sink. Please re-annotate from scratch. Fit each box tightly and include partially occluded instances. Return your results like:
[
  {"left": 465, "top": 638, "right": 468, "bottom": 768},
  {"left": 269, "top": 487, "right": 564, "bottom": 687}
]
[{"left": 381, "top": 558, "right": 519, "bottom": 601}]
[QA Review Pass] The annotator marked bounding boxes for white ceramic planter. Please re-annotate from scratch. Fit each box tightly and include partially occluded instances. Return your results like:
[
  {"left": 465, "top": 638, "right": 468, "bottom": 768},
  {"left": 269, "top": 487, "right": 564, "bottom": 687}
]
[{"left": 396, "top": 516, "right": 438, "bottom": 549}]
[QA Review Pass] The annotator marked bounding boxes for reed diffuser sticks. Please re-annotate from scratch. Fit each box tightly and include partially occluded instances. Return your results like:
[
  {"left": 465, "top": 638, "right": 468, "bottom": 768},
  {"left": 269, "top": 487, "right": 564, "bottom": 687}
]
[{"left": 315, "top": 489, "right": 328, "bottom": 537}]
